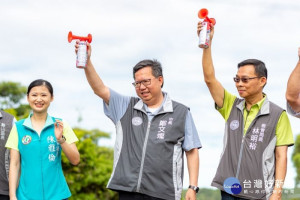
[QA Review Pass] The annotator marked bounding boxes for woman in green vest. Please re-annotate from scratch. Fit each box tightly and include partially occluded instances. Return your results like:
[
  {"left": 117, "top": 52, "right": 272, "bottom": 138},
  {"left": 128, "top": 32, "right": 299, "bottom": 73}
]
[{"left": 6, "top": 79, "right": 80, "bottom": 200}]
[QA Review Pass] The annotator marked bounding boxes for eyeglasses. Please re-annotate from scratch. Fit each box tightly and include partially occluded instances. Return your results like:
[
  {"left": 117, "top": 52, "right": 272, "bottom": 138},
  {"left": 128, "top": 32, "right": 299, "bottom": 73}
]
[
  {"left": 132, "top": 79, "right": 152, "bottom": 88},
  {"left": 233, "top": 76, "right": 261, "bottom": 83}
]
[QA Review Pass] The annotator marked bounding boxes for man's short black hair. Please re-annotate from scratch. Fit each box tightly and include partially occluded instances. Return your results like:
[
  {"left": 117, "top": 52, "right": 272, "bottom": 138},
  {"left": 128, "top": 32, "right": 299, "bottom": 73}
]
[{"left": 133, "top": 59, "right": 164, "bottom": 88}]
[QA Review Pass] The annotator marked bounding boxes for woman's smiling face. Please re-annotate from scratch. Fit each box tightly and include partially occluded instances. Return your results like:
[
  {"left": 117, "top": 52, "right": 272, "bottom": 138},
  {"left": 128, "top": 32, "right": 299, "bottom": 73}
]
[{"left": 27, "top": 85, "right": 53, "bottom": 114}]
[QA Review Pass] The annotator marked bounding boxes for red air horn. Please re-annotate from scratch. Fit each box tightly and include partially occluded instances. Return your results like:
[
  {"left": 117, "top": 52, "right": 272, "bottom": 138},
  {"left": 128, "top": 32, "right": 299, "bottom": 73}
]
[
  {"left": 198, "top": 8, "right": 216, "bottom": 49},
  {"left": 198, "top": 8, "right": 216, "bottom": 26},
  {"left": 68, "top": 31, "right": 92, "bottom": 43},
  {"left": 68, "top": 31, "right": 92, "bottom": 68}
]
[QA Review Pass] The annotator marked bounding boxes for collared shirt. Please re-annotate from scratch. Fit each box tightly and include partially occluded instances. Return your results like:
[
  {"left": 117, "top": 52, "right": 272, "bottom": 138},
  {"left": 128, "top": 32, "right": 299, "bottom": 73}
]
[
  {"left": 287, "top": 102, "right": 300, "bottom": 118},
  {"left": 241, "top": 95, "right": 266, "bottom": 134},
  {"left": 104, "top": 88, "right": 201, "bottom": 151},
  {"left": 217, "top": 90, "right": 294, "bottom": 146},
  {"left": 5, "top": 114, "right": 78, "bottom": 151}
]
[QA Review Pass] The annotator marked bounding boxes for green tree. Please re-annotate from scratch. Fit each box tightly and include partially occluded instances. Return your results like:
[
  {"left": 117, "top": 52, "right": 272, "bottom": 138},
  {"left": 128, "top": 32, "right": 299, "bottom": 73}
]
[
  {"left": 292, "top": 134, "right": 300, "bottom": 187},
  {"left": 0, "top": 81, "right": 30, "bottom": 119},
  {"left": 62, "top": 128, "right": 117, "bottom": 200}
]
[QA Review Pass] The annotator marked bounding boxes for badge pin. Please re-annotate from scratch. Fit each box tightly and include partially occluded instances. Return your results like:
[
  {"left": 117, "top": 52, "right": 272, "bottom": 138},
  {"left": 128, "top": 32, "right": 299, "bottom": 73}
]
[{"left": 22, "top": 135, "right": 32, "bottom": 145}]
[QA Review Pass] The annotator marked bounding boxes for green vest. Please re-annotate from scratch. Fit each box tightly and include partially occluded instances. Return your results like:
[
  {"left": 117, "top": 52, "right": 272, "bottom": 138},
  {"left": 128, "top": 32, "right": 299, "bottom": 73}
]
[{"left": 16, "top": 117, "right": 71, "bottom": 200}]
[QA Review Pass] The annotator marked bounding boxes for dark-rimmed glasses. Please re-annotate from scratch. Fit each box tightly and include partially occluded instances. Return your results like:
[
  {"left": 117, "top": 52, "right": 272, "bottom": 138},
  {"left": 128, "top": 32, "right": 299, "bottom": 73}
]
[
  {"left": 132, "top": 79, "right": 152, "bottom": 88},
  {"left": 233, "top": 77, "right": 261, "bottom": 83}
]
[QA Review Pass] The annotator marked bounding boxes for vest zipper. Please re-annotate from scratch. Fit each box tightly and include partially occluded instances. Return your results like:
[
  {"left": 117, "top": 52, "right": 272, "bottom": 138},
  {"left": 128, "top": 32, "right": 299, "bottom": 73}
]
[
  {"left": 236, "top": 108, "right": 263, "bottom": 178},
  {"left": 176, "top": 162, "right": 180, "bottom": 191},
  {"left": 39, "top": 133, "right": 45, "bottom": 200},
  {"left": 236, "top": 135, "right": 245, "bottom": 178},
  {"left": 39, "top": 120, "right": 56, "bottom": 200},
  {"left": 235, "top": 109, "right": 250, "bottom": 178},
  {"left": 136, "top": 121, "right": 151, "bottom": 192}
]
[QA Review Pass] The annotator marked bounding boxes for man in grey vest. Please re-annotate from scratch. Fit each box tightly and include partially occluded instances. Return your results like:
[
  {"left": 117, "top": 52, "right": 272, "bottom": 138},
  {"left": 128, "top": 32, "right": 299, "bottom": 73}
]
[
  {"left": 286, "top": 47, "right": 300, "bottom": 117},
  {"left": 0, "top": 110, "right": 15, "bottom": 200},
  {"left": 75, "top": 42, "right": 201, "bottom": 200},
  {"left": 197, "top": 22, "right": 294, "bottom": 199}
]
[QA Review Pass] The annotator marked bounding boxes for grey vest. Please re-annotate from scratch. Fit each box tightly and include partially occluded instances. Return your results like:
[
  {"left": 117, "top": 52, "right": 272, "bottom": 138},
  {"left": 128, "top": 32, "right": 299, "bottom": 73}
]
[
  {"left": 0, "top": 110, "right": 14, "bottom": 195},
  {"left": 212, "top": 98, "right": 283, "bottom": 200},
  {"left": 107, "top": 97, "right": 188, "bottom": 200}
]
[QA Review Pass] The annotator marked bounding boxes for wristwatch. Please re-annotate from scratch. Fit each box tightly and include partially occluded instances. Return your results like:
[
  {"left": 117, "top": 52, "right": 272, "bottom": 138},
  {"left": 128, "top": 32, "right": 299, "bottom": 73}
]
[
  {"left": 57, "top": 135, "right": 66, "bottom": 144},
  {"left": 188, "top": 185, "right": 199, "bottom": 193}
]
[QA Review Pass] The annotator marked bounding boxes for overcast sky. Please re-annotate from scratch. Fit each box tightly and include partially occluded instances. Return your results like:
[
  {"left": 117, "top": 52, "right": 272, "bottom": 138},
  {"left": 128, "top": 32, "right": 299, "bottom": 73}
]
[{"left": 1, "top": 0, "right": 300, "bottom": 190}]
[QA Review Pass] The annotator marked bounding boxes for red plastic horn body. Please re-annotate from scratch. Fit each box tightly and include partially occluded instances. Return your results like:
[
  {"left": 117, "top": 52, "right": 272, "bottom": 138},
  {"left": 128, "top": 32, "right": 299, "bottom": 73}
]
[
  {"left": 68, "top": 31, "right": 92, "bottom": 43},
  {"left": 198, "top": 8, "right": 208, "bottom": 19},
  {"left": 198, "top": 8, "right": 216, "bottom": 25}
]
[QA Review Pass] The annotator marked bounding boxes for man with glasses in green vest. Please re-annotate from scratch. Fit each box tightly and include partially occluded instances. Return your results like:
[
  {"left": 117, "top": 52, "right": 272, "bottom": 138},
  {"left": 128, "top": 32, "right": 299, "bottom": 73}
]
[{"left": 197, "top": 22, "right": 294, "bottom": 200}]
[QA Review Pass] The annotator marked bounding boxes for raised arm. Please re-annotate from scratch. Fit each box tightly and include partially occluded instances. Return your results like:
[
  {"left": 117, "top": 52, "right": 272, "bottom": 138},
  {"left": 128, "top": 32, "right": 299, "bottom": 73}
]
[
  {"left": 197, "top": 22, "right": 225, "bottom": 108},
  {"left": 55, "top": 120, "right": 80, "bottom": 165},
  {"left": 286, "top": 47, "right": 300, "bottom": 112},
  {"left": 76, "top": 41, "right": 110, "bottom": 104}
]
